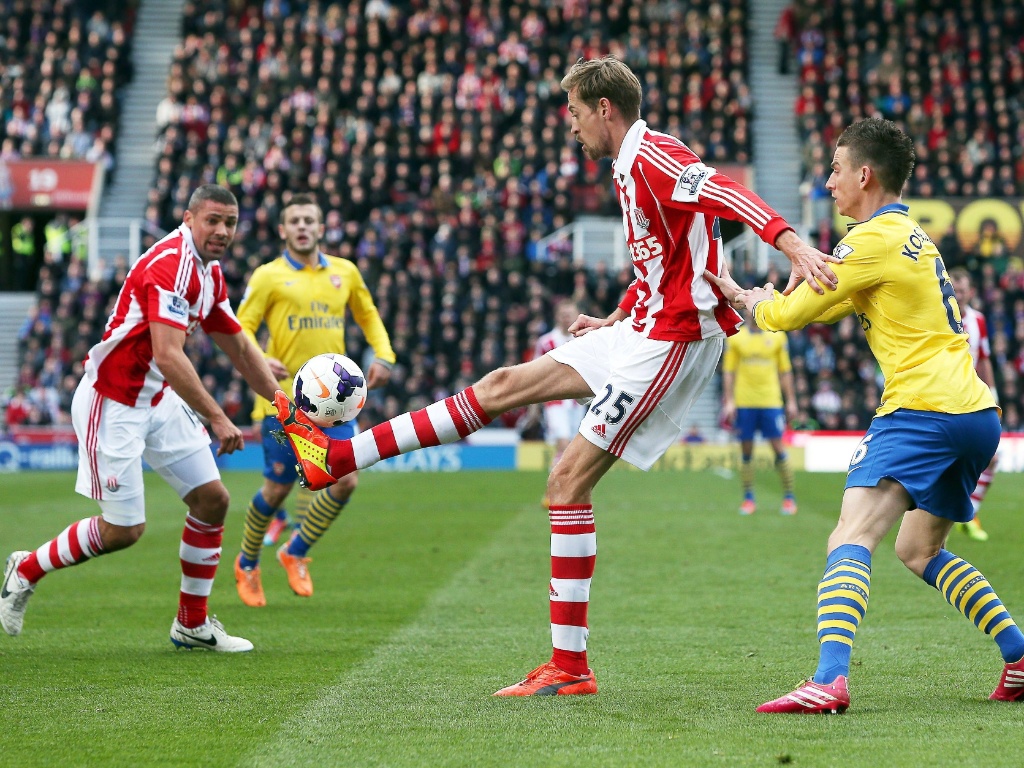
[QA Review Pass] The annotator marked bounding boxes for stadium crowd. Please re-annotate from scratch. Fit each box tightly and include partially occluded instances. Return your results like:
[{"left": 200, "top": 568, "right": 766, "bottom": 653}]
[{"left": 6, "top": 0, "right": 1024, "bottom": 439}]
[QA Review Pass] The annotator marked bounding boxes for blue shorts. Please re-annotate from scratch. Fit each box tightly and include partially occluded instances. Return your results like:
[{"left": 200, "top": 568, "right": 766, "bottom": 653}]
[
  {"left": 260, "top": 415, "right": 356, "bottom": 484},
  {"left": 845, "top": 408, "right": 1000, "bottom": 522},
  {"left": 735, "top": 407, "right": 785, "bottom": 441}
]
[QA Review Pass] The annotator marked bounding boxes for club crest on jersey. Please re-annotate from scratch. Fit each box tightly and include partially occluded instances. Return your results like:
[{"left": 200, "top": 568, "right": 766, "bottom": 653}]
[
  {"left": 330, "top": 274, "right": 341, "bottom": 289},
  {"left": 632, "top": 207, "right": 650, "bottom": 232},
  {"left": 832, "top": 243, "right": 854, "bottom": 261}
]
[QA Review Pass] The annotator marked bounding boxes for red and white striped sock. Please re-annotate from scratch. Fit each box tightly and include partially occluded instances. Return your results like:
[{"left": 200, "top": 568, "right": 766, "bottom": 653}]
[
  {"left": 548, "top": 504, "right": 596, "bottom": 676},
  {"left": 970, "top": 462, "right": 996, "bottom": 514},
  {"left": 17, "top": 517, "right": 104, "bottom": 584},
  {"left": 178, "top": 515, "right": 223, "bottom": 629},
  {"left": 326, "top": 386, "right": 492, "bottom": 477}
]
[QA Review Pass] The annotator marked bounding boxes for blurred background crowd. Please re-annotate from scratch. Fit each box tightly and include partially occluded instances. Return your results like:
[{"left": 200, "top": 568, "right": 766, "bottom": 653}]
[{"left": 4, "top": 0, "right": 1024, "bottom": 439}]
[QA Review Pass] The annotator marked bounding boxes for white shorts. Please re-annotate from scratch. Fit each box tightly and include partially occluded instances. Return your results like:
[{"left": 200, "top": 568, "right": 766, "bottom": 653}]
[
  {"left": 72, "top": 382, "right": 220, "bottom": 520},
  {"left": 543, "top": 400, "right": 587, "bottom": 443},
  {"left": 549, "top": 321, "right": 724, "bottom": 470}
]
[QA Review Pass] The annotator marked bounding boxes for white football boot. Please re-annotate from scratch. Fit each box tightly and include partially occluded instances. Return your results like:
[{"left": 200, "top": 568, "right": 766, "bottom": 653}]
[
  {"left": 0, "top": 551, "right": 35, "bottom": 636},
  {"left": 169, "top": 615, "right": 254, "bottom": 652}
]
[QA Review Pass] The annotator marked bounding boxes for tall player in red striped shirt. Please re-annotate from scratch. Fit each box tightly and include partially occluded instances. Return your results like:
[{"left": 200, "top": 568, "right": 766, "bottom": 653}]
[
  {"left": 274, "top": 57, "right": 837, "bottom": 694},
  {"left": 0, "top": 185, "right": 281, "bottom": 651},
  {"left": 951, "top": 268, "right": 998, "bottom": 542}
]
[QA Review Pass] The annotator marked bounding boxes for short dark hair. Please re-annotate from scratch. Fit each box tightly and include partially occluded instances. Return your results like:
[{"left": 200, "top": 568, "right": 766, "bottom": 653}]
[
  {"left": 836, "top": 118, "right": 915, "bottom": 195},
  {"left": 187, "top": 184, "right": 237, "bottom": 211},
  {"left": 560, "top": 56, "right": 642, "bottom": 120},
  {"left": 280, "top": 192, "right": 323, "bottom": 225}
]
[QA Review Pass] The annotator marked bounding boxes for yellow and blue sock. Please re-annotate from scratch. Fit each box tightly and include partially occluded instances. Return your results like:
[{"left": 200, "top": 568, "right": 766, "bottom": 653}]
[
  {"left": 776, "top": 452, "right": 794, "bottom": 499},
  {"left": 924, "top": 549, "right": 1024, "bottom": 663},
  {"left": 813, "top": 544, "right": 871, "bottom": 684},
  {"left": 239, "top": 491, "right": 275, "bottom": 569},
  {"left": 292, "top": 487, "right": 314, "bottom": 530},
  {"left": 287, "top": 488, "right": 349, "bottom": 558},
  {"left": 740, "top": 454, "right": 755, "bottom": 500}
]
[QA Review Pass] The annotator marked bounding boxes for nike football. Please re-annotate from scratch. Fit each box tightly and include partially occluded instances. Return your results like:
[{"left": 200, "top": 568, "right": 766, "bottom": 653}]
[{"left": 292, "top": 353, "right": 367, "bottom": 427}]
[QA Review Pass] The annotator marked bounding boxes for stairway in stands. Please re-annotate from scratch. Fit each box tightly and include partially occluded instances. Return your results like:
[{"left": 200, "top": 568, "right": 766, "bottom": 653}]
[{"left": 97, "top": 0, "right": 187, "bottom": 261}]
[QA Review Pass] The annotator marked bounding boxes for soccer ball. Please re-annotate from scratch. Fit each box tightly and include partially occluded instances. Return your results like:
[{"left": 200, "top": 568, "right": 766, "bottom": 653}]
[{"left": 292, "top": 353, "right": 367, "bottom": 427}]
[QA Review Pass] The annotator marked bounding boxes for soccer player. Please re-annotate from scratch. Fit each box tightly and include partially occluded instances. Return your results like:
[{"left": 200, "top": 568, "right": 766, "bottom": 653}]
[
  {"left": 232, "top": 193, "right": 394, "bottom": 607},
  {"left": 535, "top": 298, "right": 587, "bottom": 506},
  {"left": 709, "top": 118, "right": 1024, "bottom": 712},
  {"left": 273, "top": 56, "right": 837, "bottom": 696},
  {"left": 950, "top": 267, "right": 997, "bottom": 542},
  {"left": 721, "top": 311, "right": 798, "bottom": 515},
  {"left": 0, "top": 185, "right": 281, "bottom": 650}
]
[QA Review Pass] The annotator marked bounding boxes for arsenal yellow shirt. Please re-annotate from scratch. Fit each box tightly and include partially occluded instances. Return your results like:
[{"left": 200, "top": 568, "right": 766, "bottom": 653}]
[
  {"left": 723, "top": 326, "right": 791, "bottom": 408},
  {"left": 754, "top": 204, "right": 995, "bottom": 416},
  {"left": 237, "top": 251, "right": 395, "bottom": 422}
]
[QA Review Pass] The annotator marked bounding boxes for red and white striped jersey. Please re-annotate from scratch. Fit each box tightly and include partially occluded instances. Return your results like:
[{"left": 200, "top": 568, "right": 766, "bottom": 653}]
[
  {"left": 535, "top": 326, "right": 575, "bottom": 409},
  {"left": 961, "top": 305, "right": 991, "bottom": 371},
  {"left": 83, "top": 224, "right": 242, "bottom": 407},
  {"left": 612, "top": 120, "right": 792, "bottom": 341}
]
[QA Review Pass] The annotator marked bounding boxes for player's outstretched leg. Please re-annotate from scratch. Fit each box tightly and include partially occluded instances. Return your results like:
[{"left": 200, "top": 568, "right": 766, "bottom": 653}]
[
  {"left": 924, "top": 549, "right": 1024, "bottom": 700},
  {"left": 494, "top": 504, "right": 598, "bottom": 697},
  {"left": 2, "top": 517, "right": 106, "bottom": 636},
  {"left": 274, "top": 387, "right": 493, "bottom": 491},
  {"left": 758, "top": 545, "right": 870, "bottom": 714}
]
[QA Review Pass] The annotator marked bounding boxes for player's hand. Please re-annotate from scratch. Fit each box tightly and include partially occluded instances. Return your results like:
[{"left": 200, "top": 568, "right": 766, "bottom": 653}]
[
  {"left": 265, "top": 357, "right": 289, "bottom": 380},
  {"left": 704, "top": 268, "right": 746, "bottom": 310},
  {"left": 569, "top": 314, "right": 612, "bottom": 337},
  {"left": 785, "top": 401, "right": 798, "bottom": 423},
  {"left": 211, "top": 414, "right": 244, "bottom": 455},
  {"left": 721, "top": 400, "right": 737, "bottom": 424},
  {"left": 366, "top": 361, "right": 391, "bottom": 390},
  {"left": 774, "top": 231, "right": 839, "bottom": 295}
]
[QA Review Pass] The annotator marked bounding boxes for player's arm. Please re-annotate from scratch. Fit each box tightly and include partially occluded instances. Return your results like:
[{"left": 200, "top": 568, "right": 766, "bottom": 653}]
[
  {"left": 776, "top": 336, "right": 797, "bottom": 421},
  {"left": 747, "top": 230, "right": 883, "bottom": 332},
  {"left": 150, "top": 322, "right": 244, "bottom": 455},
  {"left": 208, "top": 329, "right": 280, "bottom": 402},
  {"left": 346, "top": 268, "right": 396, "bottom": 389},
  {"left": 656, "top": 153, "right": 837, "bottom": 293}
]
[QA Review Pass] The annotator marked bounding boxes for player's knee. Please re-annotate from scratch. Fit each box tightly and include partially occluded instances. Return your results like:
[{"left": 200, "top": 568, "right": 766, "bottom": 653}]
[
  {"left": 545, "top": 460, "right": 582, "bottom": 504},
  {"left": 190, "top": 482, "right": 231, "bottom": 523},
  {"left": 894, "top": 538, "right": 936, "bottom": 578},
  {"left": 475, "top": 368, "right": 509, "bottom": 408},
  {"left": 99, "top": 520, "right": 146, "bottom": 551},
  {"left": 261, "top": 481, "right": 292, "bottom": 509}
]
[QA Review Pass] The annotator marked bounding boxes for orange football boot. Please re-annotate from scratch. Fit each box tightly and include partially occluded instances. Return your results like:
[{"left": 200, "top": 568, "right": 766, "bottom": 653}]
[
  {"left": 234, "top": 553, "right": 266, "bottom": 607},
  {"left": 272, "top": 390, "right": 337, "bottom": 491},
  {"left": 493, "top": 662, "right": 598, "bottom": 696},
  {"left": 277, "top": 539, "right": 313, "bottom": 597}
]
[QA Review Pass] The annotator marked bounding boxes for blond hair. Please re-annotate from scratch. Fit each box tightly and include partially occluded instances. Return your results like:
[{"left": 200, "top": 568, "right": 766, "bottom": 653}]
[{"left": 560, "top": 56, "right": 642, "bottom": 119}]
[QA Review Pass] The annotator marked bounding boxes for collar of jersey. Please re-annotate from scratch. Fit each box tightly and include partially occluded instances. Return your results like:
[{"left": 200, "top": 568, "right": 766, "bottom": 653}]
[
  {"left": 178, "top": 224, "right": 203, "bottom": 265},
  {"left": 846, "top": 202, "right": 909, "bottom": 231},
  {"left": 283, "top": 250, "right": 328, "bottom": 270},
  {"left": 613, "top": 119, "right": 648, "bottom": 180}
]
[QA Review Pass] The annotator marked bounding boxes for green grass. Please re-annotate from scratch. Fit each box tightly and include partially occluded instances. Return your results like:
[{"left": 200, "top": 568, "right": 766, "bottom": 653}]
[{"left": 1, "top": 468, "right": 1022, "bottom": 767}]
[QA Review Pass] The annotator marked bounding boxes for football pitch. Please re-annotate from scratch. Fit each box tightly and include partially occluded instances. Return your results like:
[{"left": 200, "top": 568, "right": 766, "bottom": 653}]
[{"left": 2, "top": 468, "right": 1022, "bottom": 767}]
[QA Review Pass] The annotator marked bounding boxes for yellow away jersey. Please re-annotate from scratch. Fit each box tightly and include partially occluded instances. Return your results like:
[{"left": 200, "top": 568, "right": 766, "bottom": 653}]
[
  {"left": 755, "top": 204, "right": 995, "bottom": 416},
  {"left": 723, "top": 325, "right": 791, "bottom": 408},
  {"left": 238, "top": 252, "right": 396, "bottom": 421}
]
